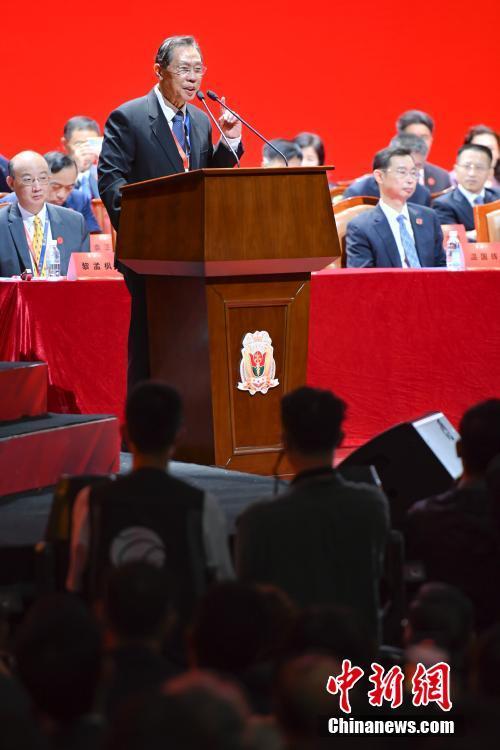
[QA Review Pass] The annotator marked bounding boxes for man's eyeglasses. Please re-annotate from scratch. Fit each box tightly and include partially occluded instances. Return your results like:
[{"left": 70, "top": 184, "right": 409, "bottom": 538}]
[
  {"left": 456, "top": 162, "right": 489, "bottom": 173},
  {"left": 385, "top": 168, "right": 420, "bottom": 180},
  {"left": 169, "top": 65, "right": 207, "bottom": 78},
  {"left": 19, "top": 175, "right": 50, "bottom": 186}
]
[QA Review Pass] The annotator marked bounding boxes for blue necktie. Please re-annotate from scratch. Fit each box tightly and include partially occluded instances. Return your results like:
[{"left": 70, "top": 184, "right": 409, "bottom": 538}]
[
  {"left": 474, "top": 195, "right": 484, "bottom": 205},
  {"left": 172, "top": 110, "right": 186, "bottom": 151},
  {"left": 79, "top": 172, "right": 92, "bottom": 201},
  {"left": 396, "top": 214, "right": 421, "bottom": 268}
]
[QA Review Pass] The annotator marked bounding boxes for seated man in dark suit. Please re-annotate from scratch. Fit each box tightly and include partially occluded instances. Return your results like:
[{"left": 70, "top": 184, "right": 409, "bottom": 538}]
[
  {"left": 236, "top": 386, "right": 389, "bottom": 642},
  {"left": 67, "top": 382, "right": 233, "bottom": 614},
  {"left": 0, "top": 151, "right": 89, "bottom": 277},
  {"left": 344, "top": 134, "right": 432, "bottom": 206},
  {"left": 45, "top": 152, "right": 100, "bottom": 233},
  {"left": 433, "top": 144, "right": 500, "bottom": 239},
  {"left": 406, "top": 400, "right": 500, "bottom": 630},
  {"left": 1, "top": 152, "right": 101, "bottom": 234},
  {"left": 346, "top": 146, "right": 446, "bottom": 268},
  {"left": 396, "top": 109, "right": 451, "bottom": 191}
]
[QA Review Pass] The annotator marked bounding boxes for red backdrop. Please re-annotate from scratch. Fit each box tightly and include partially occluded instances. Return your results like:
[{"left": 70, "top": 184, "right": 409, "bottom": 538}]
[{"left": 2, "top": 0, "right": 498, "bottom": 180}]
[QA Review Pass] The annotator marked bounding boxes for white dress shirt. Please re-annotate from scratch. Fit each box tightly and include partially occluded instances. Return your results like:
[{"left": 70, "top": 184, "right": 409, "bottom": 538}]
[
  {"left": 378, "top": 200, "right": 416, "bottom": 268},
  {"left": 154, "top": 85, "right": 240, "bottom": 159},
  {"left": 18, "top": 202, "right": 53, "bottom": 274},
  {"left": 457, "top": 183, "right": 486, "bottom": 207}
]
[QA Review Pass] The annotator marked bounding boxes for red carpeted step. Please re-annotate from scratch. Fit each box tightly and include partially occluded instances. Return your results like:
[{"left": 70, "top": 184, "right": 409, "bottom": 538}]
[
  {"left": 0, "top": 414, "right": 120, "bottom": 496},
  {"left": 0, "top": 362, "right": 48, "bottom": 422}
]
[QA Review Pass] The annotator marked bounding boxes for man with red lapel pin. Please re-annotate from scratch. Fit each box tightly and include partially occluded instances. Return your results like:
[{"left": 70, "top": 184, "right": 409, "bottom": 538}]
[
  {"left": 346, "top": 146, "right": 446, "bottom": 268},
  {"left": 0, "top": 151, "right": 89, "bottom": 277}
]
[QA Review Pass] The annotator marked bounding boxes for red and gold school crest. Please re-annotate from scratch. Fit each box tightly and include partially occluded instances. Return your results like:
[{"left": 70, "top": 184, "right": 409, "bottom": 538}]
[{"left": 237, "top": 331, "right": 279, "bottom": 395}]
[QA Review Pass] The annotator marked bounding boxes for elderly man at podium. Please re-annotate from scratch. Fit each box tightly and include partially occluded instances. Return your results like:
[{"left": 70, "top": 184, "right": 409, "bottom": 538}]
[{"left": 98, "top": 35, "right": 243, "bottom": 392}]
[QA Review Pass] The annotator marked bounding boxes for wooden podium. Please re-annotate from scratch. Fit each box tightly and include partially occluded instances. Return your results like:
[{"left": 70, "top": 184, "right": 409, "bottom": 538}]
[{"left": 118, "top": 167, "right": 340, "bottom": 474}]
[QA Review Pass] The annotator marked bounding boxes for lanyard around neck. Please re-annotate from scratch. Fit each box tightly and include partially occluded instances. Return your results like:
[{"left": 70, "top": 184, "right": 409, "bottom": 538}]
[
  {"left": 24, "top": 213, "right": 50, "bottom": 276},
  {"left": 171, "top": 110, "right": 191, "bottom": 171}
]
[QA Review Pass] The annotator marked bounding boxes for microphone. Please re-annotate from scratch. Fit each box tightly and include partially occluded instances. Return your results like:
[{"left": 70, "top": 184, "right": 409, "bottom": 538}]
[
  {"left": 207, "top": 90, "right": 288, "bottom": 166},
  {"left": 196, "top": 91, "right": 240, "bottom": 167}
]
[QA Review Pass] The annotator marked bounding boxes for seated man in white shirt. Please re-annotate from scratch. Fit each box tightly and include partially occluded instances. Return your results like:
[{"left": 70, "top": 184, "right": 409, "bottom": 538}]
[
  {"left": 433, "top": 144, "right": 500, "bottom": 240},
  {"left": 345, "top": 146, "right": 446, "bottom": 268},
  {"left": 0, "top": 151, "right": 89, "bottom": 277}
]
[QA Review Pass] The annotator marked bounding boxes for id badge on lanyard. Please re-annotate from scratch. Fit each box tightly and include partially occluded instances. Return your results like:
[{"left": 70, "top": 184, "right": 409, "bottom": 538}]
[{"left": 24, "top": 214, "right": 50, "bottom": 277}]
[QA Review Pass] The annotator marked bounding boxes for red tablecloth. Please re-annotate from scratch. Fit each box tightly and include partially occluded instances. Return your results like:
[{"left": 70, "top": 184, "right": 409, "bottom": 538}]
[
  {"left": 1, "top": 271, "right": 499, "bottom": 451},
  {"left": 0, "top": 279, "right": 130, "bottom": 417},
  {"left": 308, "top": 268, "right": 500, "bottom": 449}
]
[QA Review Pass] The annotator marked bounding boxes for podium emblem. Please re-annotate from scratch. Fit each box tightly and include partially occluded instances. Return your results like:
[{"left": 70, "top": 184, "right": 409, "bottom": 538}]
[{"left": 237, "top": 331, "right": 279, "bottom": 395}]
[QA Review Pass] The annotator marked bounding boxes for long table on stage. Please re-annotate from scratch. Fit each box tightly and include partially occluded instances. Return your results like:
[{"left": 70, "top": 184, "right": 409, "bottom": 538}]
[
  {"left": 0, "top": 279, "right": 130, "bottom": 417},
  {"left": 1, "top": 270, "right": 499, "bottom": 452},
  {"left": 308, "top": 268, "right": 500, "bottom": 450}
]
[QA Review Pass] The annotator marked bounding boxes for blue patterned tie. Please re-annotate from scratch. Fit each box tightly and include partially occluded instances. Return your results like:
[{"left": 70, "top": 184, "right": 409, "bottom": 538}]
[
  {"left": 79, "top": 172, "right": 91, "bottom": 201},
  {"left": 172, "top": 110, "right": 186, "bottom": 151},
  {"left": 396, "top": 214, "right": 421, "bottom": 268},
  {"left": 474, "top": 195, "right": 484, "bottom": 205}
]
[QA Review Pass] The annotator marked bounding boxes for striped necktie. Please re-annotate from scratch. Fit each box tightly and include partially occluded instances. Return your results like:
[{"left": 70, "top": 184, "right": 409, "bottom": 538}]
[
  {"left": 32, "top": 215, "right": 44, "bottom": 275},
  {"left": 396, "top": 214, "right": 421, "bottom": 268},
  {"left": 172, "top": 110, "right": 186, "bottom": 151}
]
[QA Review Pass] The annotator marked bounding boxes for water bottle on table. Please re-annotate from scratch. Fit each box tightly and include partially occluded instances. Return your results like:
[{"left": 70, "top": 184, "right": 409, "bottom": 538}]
[
  {"left": 46, "top": 240, "right": 61, "bottom": 279},
  {"left": 445, "top": 230, "right": 464, "bottom": 271}
]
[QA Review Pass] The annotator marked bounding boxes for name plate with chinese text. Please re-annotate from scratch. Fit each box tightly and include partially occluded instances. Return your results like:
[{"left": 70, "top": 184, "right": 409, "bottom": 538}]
[
  {"left": 463, "top": 243, "right": 500, "bottom": 270},
  {"left": 67, "top": 252, "right": 122, "bottom": 280},
  {"left": 89, "top": 234, "right": 113, "bottom": 253}
]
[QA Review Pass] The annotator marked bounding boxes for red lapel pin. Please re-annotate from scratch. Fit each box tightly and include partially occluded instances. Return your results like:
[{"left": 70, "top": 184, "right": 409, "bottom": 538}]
[
  {"left": 57, "top": 236, "right": 63, "bottom": 244},
  {"left": 416, "top": 218, "right": 423, "bottom": 225}
]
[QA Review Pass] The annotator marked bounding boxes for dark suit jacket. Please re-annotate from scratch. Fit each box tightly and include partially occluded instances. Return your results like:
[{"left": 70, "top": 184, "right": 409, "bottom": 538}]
[
  {"left": 65, "top": 189, "right": 101, "bottom": 233},
  {"left": 1, "top": 190, "right": 101, "bottom": 234},
  {"left": 98, "top": 88, "right": 242, "bottom": 230},
  {"left": 343, "top": 174, "right": 431, "bottom": 206},
  {"left": 236, "top": 468, "right": 390, "bottom": 641},
  {"left": 424, "top": 162, "right": 451, "bottom": 192},
  {"left": 432, "top": 186, "right": 500, "bottom": 231},
  {"left": 0, "top": 154, "right": 9, "bottom": 194},
  {"left": 0, "top": 202, "right": 89, "bottom": 276},
  {"left": 346, "top": 203, "right": 446, "bottom": 268}
]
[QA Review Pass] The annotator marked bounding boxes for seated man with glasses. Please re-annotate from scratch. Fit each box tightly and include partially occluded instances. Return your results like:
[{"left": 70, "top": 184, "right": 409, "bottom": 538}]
[
  {"left": 343, "top": 134, "right": 432, "bottom": 207},
  {"left": 346, "top": 147, "right": 446, "bottom": 268},
  {"left": 0, "top": 151, "right": 89, "bottom": 277},
  {"left": 98, "top": 34, "right": 243, "bottom": 394},
  {"left": 1, "top": 152, "right": 101, "bottom": 234},
  {"left": 433, "top": 144, "right": 500, "bottom": 240}
]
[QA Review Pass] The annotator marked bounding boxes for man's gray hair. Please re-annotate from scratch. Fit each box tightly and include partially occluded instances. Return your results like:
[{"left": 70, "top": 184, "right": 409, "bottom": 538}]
[
  {"left": 155, "top": 36, "right": 202, "bottom": 68},
  {"left": 390, "top": 133, "right": 429, "bottom": 158}
]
